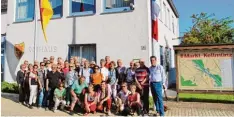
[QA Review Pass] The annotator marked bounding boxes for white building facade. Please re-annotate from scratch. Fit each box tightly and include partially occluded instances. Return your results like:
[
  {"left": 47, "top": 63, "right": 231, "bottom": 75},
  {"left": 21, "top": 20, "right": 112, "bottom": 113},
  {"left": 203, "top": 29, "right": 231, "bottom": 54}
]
[{"left": 2, "top": 0, "right": 179, "bottom": 86}]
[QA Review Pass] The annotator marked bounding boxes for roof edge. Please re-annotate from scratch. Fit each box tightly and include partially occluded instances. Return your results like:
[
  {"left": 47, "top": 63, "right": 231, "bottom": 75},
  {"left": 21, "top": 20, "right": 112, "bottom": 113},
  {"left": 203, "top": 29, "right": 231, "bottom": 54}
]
[{"left": 167, "top": 0, "right": 179, "bottom": 18}]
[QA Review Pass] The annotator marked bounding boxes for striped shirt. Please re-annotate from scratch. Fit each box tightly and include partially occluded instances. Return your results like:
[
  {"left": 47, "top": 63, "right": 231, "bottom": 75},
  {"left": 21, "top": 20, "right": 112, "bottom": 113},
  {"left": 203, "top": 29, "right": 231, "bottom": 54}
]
[{"left": 135, "top": 66, "right": 150, "bottom": 86}]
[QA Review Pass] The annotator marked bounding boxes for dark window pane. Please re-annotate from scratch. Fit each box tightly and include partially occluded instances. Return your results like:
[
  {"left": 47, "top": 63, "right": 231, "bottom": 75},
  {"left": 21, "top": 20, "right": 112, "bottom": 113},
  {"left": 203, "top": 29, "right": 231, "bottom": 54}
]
[{"left": 72, "top": 0, "right": 94, "bottom": 13}]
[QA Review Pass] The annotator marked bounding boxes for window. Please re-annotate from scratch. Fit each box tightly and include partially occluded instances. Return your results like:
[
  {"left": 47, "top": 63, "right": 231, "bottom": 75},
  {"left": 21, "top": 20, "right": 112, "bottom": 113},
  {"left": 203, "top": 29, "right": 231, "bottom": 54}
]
[
  {"left": 1, "top": 0, "right": 7, "bottom": 12},
  {"left": 69, "top": 44, "right": 96, "bottom": 62},
  {"left": 172, "top": 16, "right": 175, "bottom": 33},
  {"left": 160, "top": 46, "right": 164, "bottom": 66},
  {"left": 1, "top": 35, "right": 6, "bottom": 81},
  {"left": 159, "top": 0, "right": 162, "bottom": 20},
  {"left": 165, "top": 48, "right": 171, "bottom": 71},
  {"left": 103, "top": 0, "right": 134, "bottom": 13},
  {"left": 70, "top": 0, "right": 95, "bottom": 16},
  {"left": 50, "top": 0, "right": 63, "bottom": 18},
  {"left": 15, "top": 0, "right": 35, "bottom": 22},
  {"left": 163, "top": 3, "right": 167, "bottom": 26},
  {"left": 168, "top": 9, "right": 170, "bottom": 30}
]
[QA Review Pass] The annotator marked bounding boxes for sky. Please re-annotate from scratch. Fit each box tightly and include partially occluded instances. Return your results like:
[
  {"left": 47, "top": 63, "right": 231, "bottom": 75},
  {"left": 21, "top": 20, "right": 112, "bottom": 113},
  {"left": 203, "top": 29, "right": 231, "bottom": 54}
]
[{"left": 173, "top": 0, "right": 234, "bottom": 36}]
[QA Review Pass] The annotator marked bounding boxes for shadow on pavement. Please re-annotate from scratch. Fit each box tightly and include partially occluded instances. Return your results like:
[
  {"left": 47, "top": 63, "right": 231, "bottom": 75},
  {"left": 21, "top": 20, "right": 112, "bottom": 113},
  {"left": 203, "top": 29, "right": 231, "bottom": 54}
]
[{"left": 1, "top": 93, "right": 19, "bottom": 103}]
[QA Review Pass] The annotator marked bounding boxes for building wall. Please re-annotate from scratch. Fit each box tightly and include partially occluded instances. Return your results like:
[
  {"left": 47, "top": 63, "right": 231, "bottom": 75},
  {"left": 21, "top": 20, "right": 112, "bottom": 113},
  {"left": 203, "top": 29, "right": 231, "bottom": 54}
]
[
  {"left": 1, "top": 13, "right": 7, "bottom": 34},
  {"left": 5, "top": 0, "right": 152, "bottom": 82},
  {"left": 152, "top": 0, "right": 180, "bottom": 86}
]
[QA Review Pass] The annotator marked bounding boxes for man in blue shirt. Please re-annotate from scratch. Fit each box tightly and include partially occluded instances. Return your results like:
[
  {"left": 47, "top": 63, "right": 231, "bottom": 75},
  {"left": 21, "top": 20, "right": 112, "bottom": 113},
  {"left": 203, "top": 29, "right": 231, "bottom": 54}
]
[{"left": 149, "top": 56, "right": 166, "bottom": 116}]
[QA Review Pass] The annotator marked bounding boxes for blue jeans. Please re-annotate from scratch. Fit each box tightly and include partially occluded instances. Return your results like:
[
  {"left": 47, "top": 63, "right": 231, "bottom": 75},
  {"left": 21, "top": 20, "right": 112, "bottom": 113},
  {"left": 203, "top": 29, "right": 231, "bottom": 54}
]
[
  {"left": 38, "top": 88, "right": 44, "bottom": 107},
  {"left": 151, "top": 82, "right": 164, "bottom": 116},
  {"left": 43, "top": 88, "right": 51, "bottom": 107}
]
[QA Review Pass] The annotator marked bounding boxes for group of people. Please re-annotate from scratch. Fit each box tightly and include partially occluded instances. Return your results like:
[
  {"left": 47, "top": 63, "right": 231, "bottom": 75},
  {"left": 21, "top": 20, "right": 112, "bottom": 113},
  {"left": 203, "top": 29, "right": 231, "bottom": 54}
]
[{"left": 16, "top": 56, "right": 166, "bottom": 116}]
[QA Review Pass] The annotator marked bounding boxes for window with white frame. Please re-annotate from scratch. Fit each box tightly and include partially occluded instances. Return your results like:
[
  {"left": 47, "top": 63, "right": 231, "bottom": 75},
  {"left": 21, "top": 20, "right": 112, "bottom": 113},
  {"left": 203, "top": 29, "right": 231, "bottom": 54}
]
[
  {"left": 159, "top": 0, "right": 162, "bottom": 20},
  {"left": 104, "top": 0, "right": 134, "bottom": 12},
  {"left": 172, "top": 16, "right": 175, "bottom": 33},
  {"left": 160, "top": 46, "right": 164, "bottom": 66},
  {"left": 50, "top": 0, "right": 63, "bottom": 18},
  {"left": 70, "top": 0, "right": 95, "bottom": 16},
  {"left": 15, "top": 0, "right": 35, "bottom": 22},
  {"left": 168, "top": 8, "right": 170, "bottom": 30},
  {"left": 163, "top": 3, "right": 167, "bottom": 26}
]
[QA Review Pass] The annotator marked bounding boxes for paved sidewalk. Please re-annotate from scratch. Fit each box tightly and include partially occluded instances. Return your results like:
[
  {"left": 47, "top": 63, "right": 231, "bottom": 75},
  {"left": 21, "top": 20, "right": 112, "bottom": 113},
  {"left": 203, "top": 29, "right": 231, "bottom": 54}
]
[{"left": 2, "top": 95, "right": 234, "bottom": 116}]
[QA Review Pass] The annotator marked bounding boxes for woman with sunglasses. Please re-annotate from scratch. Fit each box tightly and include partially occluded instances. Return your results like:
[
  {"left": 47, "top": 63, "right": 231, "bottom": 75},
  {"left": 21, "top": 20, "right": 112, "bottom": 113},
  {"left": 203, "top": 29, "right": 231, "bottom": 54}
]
[
  {"left": 107, "top": 61, "right": 119, "bottom": 105},
  {"left": 28, "top": 65, "right": 40, "bottom": 109},
  {"left": 90, "top": 65, "right": 103, "bottom": 91},
  {"left": 116, "top": 82, "right": 131, "bottom": 115}
]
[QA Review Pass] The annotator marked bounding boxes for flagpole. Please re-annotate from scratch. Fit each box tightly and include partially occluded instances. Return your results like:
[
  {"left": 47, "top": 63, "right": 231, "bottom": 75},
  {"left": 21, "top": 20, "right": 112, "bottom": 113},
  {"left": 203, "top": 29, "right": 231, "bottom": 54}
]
[{"left": 34, "top": 0, "right": 38, "bottom": 61}]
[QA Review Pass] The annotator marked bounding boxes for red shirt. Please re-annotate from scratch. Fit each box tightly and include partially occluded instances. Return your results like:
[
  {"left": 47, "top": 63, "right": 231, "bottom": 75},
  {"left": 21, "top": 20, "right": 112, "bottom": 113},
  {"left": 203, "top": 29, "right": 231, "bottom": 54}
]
[
  {"left": 62, "top": 68, "right": 69, "bottom": 76},
  {"left": 105, "top": 63, "right": 111, "bottom": 69},
  {"left": 128, "top": 93, "right": 142, "bottom": 107}
]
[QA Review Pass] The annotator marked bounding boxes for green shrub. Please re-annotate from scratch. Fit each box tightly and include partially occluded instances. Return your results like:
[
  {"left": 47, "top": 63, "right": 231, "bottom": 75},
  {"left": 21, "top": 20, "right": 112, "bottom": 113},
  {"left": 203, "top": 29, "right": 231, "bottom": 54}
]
[
  {"left": 1, "top": 81, "right": 19, "bottom": 94},
  {"left": 149, "top": 96, "right": 154, "bottom": 109}
]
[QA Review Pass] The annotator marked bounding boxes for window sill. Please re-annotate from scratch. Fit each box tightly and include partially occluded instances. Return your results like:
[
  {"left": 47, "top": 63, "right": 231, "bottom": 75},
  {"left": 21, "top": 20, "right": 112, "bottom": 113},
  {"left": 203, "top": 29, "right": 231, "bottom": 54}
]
[
  {"left": 68, "top": 11, "right": 95, "bottom": 17},
  {"left": 51, "top": 14, "right": 62, "bottom": 19},
  {"left": 14, "top": 18, "right": 34, "bottom": 23},
  {"left": 101, "top": 7, "right": 132, "bottom": 14}
]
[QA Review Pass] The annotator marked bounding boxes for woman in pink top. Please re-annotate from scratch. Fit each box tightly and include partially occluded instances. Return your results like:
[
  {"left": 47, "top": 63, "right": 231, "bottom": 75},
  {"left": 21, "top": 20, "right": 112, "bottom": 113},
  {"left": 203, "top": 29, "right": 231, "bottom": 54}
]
[{"left": 63, "top": 61, "right": 69, "bottom": 76}]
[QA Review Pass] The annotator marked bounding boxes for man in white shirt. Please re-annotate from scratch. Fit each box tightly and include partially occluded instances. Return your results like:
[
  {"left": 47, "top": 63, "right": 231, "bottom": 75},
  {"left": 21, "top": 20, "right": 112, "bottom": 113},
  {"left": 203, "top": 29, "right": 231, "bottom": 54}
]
[
  {"left": 149, "top": 56, "right": 166, "bottom": 116},
  {"left": 100, "top": 59, "right": 109, "bottom": 81}
]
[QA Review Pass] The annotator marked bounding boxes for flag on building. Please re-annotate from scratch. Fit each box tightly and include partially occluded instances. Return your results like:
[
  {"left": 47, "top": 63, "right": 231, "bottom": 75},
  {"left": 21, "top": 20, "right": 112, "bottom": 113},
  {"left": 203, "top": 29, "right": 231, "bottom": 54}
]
[
  {"left": 152, "top": 0, "right": 160, "bottom": 41},
  {"left": 80, "top": 0, "right": 85, "bottom": 12},
  {"left": 40, "top": 0, "right": 53, "bottom": 42}
]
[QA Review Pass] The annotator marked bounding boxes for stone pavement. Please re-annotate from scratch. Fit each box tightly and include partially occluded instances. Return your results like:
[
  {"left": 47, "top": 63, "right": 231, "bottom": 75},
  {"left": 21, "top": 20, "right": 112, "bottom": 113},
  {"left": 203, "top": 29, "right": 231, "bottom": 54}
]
[{"left": 1, "top": 93, "right": 234, "bottom": 116}]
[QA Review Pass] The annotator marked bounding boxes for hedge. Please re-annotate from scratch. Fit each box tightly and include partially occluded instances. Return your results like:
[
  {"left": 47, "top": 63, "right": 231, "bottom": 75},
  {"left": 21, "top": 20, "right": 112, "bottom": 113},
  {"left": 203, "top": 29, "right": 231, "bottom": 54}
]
[{"left": 1, "top": 81, "right": 19, "bottom": 94}]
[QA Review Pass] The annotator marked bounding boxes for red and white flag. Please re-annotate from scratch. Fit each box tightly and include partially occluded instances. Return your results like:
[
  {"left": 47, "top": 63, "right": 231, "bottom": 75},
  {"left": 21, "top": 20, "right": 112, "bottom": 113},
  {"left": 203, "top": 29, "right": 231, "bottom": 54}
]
[{"left": 152, "top": 0, "right": 161, "bottom": 41}]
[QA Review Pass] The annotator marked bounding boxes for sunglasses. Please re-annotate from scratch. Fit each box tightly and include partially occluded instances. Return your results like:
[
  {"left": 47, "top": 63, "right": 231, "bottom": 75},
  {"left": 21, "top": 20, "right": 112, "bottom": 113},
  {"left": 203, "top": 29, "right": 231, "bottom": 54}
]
[
  {"left": 57, "top": 67, "right": 61, "bottom": 69},
  {"left": 121, "top": 86, "right": 126, "bottom": 87}
]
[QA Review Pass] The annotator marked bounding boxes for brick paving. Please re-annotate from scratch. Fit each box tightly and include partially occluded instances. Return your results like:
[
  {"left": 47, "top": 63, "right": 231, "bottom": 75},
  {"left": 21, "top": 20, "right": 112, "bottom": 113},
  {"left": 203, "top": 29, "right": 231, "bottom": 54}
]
[{"left": 2, "top": 97, "right": 234, "bottom": 116}]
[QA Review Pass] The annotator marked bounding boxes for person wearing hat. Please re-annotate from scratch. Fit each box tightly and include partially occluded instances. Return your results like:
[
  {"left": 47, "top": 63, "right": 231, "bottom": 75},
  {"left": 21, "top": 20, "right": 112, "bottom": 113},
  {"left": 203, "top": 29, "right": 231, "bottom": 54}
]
[{"left": 90, "top": 61, "right": 96, "bottom": 71}]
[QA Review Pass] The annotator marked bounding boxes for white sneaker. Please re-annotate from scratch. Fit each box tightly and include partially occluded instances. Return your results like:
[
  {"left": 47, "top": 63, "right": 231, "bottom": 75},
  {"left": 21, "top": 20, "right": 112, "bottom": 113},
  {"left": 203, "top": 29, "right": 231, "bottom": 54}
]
[
  {"left": 53, "top": 109, "right": 57, "bottom": 113},
  {"left": 107, "top": 111, "right": 111, "bottom": 116}
]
